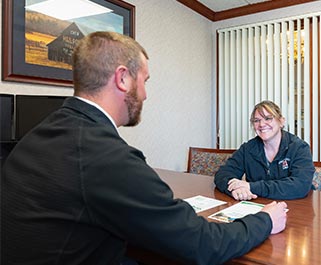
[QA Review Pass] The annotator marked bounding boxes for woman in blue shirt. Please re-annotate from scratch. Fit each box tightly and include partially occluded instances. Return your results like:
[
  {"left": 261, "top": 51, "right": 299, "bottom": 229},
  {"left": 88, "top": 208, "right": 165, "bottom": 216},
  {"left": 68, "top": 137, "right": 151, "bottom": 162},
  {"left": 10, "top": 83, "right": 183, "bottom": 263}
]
[{"left": 215, "top": 100, "right": 315, "bottom": 200}]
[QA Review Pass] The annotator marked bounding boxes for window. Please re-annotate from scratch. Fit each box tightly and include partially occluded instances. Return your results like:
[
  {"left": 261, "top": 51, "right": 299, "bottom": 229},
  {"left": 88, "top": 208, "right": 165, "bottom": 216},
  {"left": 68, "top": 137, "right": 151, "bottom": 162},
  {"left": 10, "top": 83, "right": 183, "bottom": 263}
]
[{"left": 217, "top": 13, "right": 321, "bottom": 162}]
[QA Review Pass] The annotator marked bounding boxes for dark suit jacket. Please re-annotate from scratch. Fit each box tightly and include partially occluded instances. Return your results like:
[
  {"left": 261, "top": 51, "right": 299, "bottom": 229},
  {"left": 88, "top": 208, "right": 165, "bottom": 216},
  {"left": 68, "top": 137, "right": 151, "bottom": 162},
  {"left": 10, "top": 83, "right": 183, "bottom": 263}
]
[{"left": 2, "top": 97, "right": 272, "bottom": 265}]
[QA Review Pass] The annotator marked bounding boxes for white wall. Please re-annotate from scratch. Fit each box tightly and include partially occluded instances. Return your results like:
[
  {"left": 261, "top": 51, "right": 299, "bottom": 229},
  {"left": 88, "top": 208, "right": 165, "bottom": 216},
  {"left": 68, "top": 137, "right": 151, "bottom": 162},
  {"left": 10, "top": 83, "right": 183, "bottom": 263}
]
[{"left": 0, "top": 0, "right": 213, "bottom": 171}]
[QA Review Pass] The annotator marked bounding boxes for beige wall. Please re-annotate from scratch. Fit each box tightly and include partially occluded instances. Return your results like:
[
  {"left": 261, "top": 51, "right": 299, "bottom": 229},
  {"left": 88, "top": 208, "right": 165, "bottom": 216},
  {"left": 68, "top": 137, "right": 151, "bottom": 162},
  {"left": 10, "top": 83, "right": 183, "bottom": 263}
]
[
  {"left": 0, "top": 0, "right": 213, "bottom": 171},
  {"left": 2, "top": 1, "right": 318, "bottom": 171}
]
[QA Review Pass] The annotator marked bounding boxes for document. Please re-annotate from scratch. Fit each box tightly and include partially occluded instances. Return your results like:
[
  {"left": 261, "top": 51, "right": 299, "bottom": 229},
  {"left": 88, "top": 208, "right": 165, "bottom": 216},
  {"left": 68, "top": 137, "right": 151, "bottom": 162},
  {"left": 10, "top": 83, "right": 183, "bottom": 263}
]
[
  {"left": 184, "top": 195, "right": 226, "bottom": 213},
  {"left": 208, "top": 201, "right": 264, "bottom": 223}
]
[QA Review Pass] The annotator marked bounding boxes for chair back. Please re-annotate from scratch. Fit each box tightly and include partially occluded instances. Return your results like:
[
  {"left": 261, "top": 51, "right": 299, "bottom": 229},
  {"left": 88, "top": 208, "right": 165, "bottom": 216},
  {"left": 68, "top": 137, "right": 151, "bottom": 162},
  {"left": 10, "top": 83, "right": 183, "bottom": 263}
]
[
  {"left": 312, "top": 162, "right": 321, "bottom": 190},
  {"left": 187, "top": 147, "right": 235, "bottom": 177}
]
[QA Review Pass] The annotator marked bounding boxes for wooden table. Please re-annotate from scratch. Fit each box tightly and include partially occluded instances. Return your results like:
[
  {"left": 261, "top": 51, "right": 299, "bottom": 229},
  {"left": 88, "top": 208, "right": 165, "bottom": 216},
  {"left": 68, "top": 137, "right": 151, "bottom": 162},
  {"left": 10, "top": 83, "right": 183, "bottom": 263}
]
[{"left": 127, "top": 168, "right": 321, "bottom": 265}]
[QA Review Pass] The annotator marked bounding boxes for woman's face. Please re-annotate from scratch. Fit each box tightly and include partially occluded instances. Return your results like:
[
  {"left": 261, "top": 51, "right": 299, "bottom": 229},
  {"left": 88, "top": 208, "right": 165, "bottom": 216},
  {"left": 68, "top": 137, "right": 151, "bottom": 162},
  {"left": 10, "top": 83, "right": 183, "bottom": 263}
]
[{"left": 252, "top": 107, "right": 284, "bottom": 143}]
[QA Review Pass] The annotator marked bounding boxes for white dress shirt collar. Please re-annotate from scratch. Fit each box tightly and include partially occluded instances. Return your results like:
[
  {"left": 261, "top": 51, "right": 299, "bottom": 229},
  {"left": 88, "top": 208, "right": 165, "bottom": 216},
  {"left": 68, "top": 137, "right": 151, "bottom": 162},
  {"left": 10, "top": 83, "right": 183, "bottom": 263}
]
[{"left": 74, "top": 96, "right": 118, "bottom": 131}]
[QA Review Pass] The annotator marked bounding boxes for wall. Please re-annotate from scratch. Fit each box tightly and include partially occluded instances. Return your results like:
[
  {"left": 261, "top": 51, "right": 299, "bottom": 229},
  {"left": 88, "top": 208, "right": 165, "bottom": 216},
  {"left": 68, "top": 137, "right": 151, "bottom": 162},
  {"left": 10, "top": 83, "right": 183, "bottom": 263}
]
[{"left": 0, "top": 0, "right": 213, "bottom": 171}]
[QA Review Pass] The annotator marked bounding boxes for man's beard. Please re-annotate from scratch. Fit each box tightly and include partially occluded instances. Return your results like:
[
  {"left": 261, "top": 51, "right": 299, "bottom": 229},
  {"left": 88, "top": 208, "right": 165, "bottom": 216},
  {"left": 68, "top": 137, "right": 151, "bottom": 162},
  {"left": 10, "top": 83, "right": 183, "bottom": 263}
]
[{"left": 124, "top": 83, "right": 143, "bottom": 127}]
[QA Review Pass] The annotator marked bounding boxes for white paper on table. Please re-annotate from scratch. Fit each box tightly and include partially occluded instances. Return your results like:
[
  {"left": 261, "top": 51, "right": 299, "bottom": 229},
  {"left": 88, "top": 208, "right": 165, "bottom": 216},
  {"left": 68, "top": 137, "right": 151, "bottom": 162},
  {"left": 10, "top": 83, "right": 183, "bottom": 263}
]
[
  {"left": 184, "top": 195, "right": 227, "bottom": 213},
  {"left": 208, "top": 201, "right": 264, "bottom": 223}
]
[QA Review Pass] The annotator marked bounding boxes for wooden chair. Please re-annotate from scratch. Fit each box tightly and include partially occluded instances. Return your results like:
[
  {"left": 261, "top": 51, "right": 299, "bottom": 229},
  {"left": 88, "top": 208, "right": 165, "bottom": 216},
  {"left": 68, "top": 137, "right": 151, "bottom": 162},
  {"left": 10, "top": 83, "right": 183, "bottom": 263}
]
[
  {"left": 187, "top": 147, "right": 235, "bottom": 177},
  {"left": 312, "top": 162, "right": 321, "bottom": 190}
]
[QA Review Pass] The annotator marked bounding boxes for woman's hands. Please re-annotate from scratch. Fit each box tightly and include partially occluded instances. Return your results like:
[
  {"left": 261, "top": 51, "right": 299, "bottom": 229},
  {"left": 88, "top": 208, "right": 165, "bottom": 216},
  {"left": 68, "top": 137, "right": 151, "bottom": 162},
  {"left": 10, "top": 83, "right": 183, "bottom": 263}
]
[{"left": 228, "top": 178, "right": 258, "bottom": 201}]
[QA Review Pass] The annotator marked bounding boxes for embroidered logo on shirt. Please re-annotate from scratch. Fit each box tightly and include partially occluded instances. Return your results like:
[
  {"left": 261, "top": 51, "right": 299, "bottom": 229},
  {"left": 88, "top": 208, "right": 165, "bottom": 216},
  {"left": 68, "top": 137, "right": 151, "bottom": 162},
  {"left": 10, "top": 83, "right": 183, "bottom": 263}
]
[{"left": 279, "top": 158, "right": 290, "bottom": 170}]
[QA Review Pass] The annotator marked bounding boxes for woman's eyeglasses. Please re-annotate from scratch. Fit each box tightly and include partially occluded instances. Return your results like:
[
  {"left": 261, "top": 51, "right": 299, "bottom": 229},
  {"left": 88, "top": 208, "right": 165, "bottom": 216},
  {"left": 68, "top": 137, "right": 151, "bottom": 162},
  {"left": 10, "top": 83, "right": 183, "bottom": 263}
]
[{"left": 251, "top": 115, "right": 274, "bottom": 125}]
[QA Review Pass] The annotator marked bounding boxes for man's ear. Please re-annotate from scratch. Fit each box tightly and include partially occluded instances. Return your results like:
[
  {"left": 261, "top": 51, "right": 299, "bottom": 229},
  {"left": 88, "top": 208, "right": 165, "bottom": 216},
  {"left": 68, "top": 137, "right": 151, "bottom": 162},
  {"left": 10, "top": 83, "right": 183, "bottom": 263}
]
[{"left": 115, "top": 65, "right": 128, "bottom": 92}]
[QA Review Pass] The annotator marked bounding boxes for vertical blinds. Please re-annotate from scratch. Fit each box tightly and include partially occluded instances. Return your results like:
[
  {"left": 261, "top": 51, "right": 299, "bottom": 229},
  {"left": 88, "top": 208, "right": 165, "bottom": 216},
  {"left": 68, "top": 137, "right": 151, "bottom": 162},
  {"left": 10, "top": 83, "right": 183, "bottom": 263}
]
[{"left": 217, "top": 13, "right": 321, "bottom": 161}]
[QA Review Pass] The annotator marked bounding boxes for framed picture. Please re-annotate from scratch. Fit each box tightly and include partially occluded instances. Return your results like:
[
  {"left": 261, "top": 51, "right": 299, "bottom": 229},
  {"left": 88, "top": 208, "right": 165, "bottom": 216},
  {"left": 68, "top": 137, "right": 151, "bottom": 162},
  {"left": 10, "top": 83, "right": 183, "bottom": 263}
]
[{"left": 2, "top": 0, "right": 135, "bottom": 87}]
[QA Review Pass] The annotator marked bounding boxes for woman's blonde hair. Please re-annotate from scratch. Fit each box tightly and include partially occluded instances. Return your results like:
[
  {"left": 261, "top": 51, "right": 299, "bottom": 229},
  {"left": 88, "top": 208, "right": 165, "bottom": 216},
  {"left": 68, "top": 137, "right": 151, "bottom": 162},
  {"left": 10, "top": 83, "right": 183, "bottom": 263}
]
[{"left": 250, "top": 100, "right": 284, "bottom": 126}]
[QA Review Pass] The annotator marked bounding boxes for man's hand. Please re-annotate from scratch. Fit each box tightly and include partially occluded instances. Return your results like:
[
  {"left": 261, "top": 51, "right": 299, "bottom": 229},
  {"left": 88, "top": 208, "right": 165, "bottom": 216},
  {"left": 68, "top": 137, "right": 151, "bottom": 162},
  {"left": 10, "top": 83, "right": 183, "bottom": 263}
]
[{"left": 261, "top": 201, "right": 288, "bottom": 234}]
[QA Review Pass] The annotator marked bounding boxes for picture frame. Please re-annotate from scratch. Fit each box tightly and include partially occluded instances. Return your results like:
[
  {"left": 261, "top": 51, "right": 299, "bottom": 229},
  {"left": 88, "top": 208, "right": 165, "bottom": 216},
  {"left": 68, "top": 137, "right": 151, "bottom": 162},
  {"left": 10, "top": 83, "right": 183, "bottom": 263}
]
[{"left": 2, "top": 0, "right": 135, "bottom": 87}]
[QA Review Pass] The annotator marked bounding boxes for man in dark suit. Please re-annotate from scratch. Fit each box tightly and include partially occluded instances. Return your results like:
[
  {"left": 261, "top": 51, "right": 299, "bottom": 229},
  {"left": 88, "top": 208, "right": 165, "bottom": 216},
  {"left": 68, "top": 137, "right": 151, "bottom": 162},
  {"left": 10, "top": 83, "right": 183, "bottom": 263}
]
[{"left": 1, "top": 31, "right": 288, "bottom": 265}]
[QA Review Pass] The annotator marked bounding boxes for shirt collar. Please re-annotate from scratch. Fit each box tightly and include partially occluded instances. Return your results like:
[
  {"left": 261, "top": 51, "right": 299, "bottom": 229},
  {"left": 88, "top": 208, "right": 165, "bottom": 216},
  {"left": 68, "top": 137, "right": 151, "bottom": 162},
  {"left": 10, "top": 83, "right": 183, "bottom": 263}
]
[{"left": 74, "top": 96, "right": 118, "bottom": 131}]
